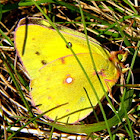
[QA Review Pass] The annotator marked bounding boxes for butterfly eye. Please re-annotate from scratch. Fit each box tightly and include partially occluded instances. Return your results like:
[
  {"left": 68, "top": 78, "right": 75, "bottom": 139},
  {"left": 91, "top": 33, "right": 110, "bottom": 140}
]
[{"left": 66, "top": 42, "right": 72, "bottom": 48}]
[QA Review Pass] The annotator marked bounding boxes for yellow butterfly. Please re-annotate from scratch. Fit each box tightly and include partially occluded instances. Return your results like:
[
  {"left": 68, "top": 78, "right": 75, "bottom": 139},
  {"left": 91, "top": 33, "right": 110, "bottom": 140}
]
[{"left": 15, "top": 17, "right": 119, "bottom": 123}]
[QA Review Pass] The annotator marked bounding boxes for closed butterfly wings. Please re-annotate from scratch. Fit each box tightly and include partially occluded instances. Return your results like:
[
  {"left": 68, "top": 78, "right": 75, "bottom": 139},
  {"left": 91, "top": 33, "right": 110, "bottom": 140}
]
[{"left": 15, "top": 17, "right": 119, "bottom": 123}]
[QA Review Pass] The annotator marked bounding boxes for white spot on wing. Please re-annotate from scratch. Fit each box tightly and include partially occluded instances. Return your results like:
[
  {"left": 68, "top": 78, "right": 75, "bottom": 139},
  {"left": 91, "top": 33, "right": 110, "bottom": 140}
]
[{"left": 66, "top": 77, "right": 73, "bottom": 84}]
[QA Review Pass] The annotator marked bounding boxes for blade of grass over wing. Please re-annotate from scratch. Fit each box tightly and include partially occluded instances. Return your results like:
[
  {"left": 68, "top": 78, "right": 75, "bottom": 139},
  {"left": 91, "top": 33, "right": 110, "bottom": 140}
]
[
  {"left": 83, "top": 88, "right": 99, "bottom": 122},
  {"left": 79, "top": 0, "right": 129, "bottom": 134},
  {"left": 77, "top": 0, "right": 113, "bottom": 138},
  {"left": 21, "top": 18, "right": 28, "bottom": 56},
  {"left": 56, "top": 107, "right": 92, "bottom": 122}
]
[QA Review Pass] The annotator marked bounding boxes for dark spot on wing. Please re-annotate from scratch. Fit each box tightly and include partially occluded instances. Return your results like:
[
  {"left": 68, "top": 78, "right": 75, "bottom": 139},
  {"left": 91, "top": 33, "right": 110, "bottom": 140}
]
[
  {"left": 41, "top": 60, "right": 47, "bottom": 65},
  {"left": 66, "top": 42, "right": 72, "bottom": 48},
  {"left": 35, "top": 51, "right": 40, "bottom": 55}
]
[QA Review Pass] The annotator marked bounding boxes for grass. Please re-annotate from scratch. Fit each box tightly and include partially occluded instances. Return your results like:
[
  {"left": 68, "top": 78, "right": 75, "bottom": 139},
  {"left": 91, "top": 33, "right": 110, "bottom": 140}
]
[{"left": 0, "top": 0, "right": 140, "bottom": 139}]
